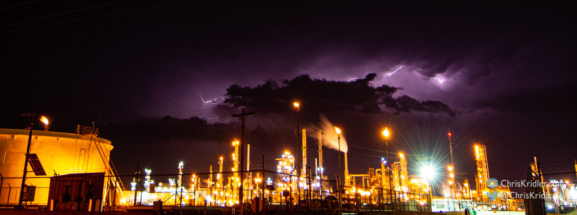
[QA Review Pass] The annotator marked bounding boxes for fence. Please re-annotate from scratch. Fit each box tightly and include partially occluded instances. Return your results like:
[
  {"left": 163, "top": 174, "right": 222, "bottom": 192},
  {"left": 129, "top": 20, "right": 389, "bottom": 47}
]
[
  {"left": 118, "top": 169, "right": 431, "bottom": 213},
  {"left": 0, "top": 169, "right": 430, "bottom": 213}
]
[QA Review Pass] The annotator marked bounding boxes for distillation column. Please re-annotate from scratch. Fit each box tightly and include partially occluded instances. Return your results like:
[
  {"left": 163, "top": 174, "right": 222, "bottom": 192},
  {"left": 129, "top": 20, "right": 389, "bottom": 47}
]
[
  {"left": 474, "top": 144, "right": 489, "bottom": 201},
  {"left": 399, "top": 153, "right": 408, "bottom": 191}
]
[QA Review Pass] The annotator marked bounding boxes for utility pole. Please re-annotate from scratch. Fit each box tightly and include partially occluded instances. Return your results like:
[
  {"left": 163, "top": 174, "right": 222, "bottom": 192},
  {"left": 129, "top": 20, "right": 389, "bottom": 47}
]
[
  {"left": 232, "top": 107, "right": 255, "bottom": 215},
  {"left": 18, "top": 113, "right": 34, "bottom": 210},
  {"left": 134, "top": 162, "right": 139, "bottom": 206},
  {"left": 294, "top": 102, "right": 301, "bottom": 205}
]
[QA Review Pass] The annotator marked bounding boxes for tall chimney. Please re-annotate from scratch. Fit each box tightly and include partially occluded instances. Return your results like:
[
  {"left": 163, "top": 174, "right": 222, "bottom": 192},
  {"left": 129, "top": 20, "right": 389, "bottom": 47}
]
[
  {"left": 315, "top": 158, "right": 318, "bottom": 175},
  {"left": 219, "top": 157, "right": 224, "bottom": 187},
  {"left": 247, "top": 144, "right": 252, "bottom": 190},
  {"left": 210, "top": 165, "right": 213, "bottom": 184},
  {"left": 318, "top": 130, "right": 323, "bottom": 178},
  {"left": 247, "top": 144, "right": 251, "bottom": 171},
  {"left": 302, "top": 129, "right": 307, "bottom": 175},
  {"left": 233, "top": 139, "right": 239, "bottom": 179}
]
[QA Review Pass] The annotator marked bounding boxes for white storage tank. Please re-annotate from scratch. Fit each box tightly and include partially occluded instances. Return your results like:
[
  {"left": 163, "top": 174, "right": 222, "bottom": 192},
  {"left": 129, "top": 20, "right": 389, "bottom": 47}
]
[{"left": 0, "top": 128, "right": 113, "bottom": 206}]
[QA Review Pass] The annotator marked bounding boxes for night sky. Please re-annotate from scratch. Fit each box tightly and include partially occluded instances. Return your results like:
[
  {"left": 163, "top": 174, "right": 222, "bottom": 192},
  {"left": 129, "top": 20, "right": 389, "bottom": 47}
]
[{"left": 1, "top": 1, "right": 576, "bottom": 193}]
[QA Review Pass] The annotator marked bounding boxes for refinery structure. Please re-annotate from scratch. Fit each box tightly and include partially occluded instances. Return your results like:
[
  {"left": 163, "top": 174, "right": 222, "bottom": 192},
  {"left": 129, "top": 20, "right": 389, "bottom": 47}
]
[{"left": 1, "top": 120, "right": 576, "bottom": 214}]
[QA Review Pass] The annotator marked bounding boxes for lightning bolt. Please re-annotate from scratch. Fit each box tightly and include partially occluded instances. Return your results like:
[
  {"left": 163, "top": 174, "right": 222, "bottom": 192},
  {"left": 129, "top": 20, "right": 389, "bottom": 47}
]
[
  {"left": 432, "top": 77, "right": 444, "bottom": 83},
  {"left": 346, "top": 78, "right": 359, "bottom": 82},
  {"left": 387, "top": 66, "right": 403, "bottom": 76},
  {"left": 200, "top": 94, "right": 218, "bottom": 104}
]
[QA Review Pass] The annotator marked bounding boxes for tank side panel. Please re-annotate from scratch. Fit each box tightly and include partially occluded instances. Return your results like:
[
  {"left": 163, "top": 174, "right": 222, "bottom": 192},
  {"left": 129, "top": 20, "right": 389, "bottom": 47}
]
[{"left": 0, "top": 132, "right": 113, "bottom": 206}]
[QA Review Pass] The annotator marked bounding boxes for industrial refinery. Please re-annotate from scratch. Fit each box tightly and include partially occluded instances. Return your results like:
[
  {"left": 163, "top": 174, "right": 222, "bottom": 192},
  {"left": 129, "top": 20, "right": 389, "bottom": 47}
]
[{"left": 1, "top": 118, "right": 576, "bottom": 215}]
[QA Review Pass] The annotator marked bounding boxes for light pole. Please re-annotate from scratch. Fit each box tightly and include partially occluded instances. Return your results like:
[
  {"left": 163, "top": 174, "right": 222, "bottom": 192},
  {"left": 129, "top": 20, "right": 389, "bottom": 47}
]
[
  {"left": 382, "top": 128, "right": 393, "bottom": 211},
  {"left": 448, "top": 165, "right": 455, "bottom": 211},
  {"left": 335, "top": 127, "right": 342, "bottom": 215},
  {"left": 293, "top": 102, "right": 300, "bottom": 204},
  {"left": 18, "top": 114, "right": 48, "bottom": 210},
  {"left": 448, "top": 132, "right": 458, "bottom": 210},
  {"left": 421, "top": 165, "right": 436, "bottom": 212}
]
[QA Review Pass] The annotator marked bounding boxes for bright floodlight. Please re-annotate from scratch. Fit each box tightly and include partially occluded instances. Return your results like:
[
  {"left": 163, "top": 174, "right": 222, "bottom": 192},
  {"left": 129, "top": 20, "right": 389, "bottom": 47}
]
[
  {"left": 421, "top": 165, "right": 436, "bottom": 180},
  {"left": 382, "top": 128, "right": 390, "bottom": 138},
  {"left": 335, "top": 127, "right": 341, "bottom": 134},
  {"left": 293, "top": 102, "right": 299, "bottom": 108},
  {"left": 40, "top": 116, "right": 49, "bottom": 125}
]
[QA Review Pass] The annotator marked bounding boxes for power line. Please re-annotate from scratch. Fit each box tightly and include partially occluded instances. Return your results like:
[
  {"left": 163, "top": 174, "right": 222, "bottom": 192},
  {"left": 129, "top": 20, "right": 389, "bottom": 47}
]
[
  {"left": 0, "top": 0, "right": 38, "bottom": 11},
  {"left": 0, "top": 0, "right": 126, "bottom": 28}
]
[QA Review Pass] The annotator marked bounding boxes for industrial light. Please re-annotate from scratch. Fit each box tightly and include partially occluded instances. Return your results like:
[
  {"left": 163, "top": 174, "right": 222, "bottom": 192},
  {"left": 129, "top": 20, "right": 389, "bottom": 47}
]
[
  {"left": 293, "top": 102, "right": 299, "bottom": 108},
  {"left": 40, "top": 116, "right": 49, "bottom": 126},
  {"left": 382, "top": 128, "right": 390, "bottom": 139},
  {"left": 420, "top": 165, "right": 436, "bottom": 179},
  {"left": 40, "top": 115, "right": 49, "bottom": 131},
  {"left": 335, "top": 127, "right": 341, "bottom": 134}
]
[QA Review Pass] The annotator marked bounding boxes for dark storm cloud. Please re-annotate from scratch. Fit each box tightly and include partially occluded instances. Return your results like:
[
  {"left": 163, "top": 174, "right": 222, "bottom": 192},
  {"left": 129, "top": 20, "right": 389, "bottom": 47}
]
[
  {"left": 99, "top": 114, "right": 298, "bottom": 147},
  {"left": 100, "top": 116, "right": 236, "bottom": 145},
  {"left": 96, "top": 72, "right": 458, "bottom": 155},
  {"left": 219, "top": 73, "right": 456, "bottom": 116},
  {"left": 1, "top": 1, "right": 574, "bottom": 122},
  {"left": 1, "top": 0, "right": 576, "bottom": 186}
]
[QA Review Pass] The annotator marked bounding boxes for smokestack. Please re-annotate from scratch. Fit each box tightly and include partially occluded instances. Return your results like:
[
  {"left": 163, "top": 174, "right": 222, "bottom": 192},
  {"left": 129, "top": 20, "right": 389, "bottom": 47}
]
[
  {"left": 219, "top": 157, "right": 224, "bottom": 186},
  {"left": 247, "top": 144, "right": 250, "bottom": 171},
  {"left": 219, "top": 157, "right": 223, "bottom": 172},
  {"left": 381, "top": 159, "right": 387, "bottom": 188},
  {"left": 247, "top": 143, "right": 252, "bottom": 189},
  {"left": 302, "top": 129, "right": 307, "bottom": 175},
  {"left": 318, "top": 130, "right": 323, "bottom": 178},
  {"left": 210, "top": 165, "right": 213, "bottom": 184},
  {"left": 233, "top": 139, "right": 239, "bottom": 179},
  {"left": 315, "top": 158, "right": 318, "bottom": 175}
]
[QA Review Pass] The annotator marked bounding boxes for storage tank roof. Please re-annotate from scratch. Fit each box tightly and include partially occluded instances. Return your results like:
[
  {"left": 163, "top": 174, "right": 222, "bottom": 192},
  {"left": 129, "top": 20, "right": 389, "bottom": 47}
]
[{"left": 0, "top": 128, "right": 112, "bottom": 145}]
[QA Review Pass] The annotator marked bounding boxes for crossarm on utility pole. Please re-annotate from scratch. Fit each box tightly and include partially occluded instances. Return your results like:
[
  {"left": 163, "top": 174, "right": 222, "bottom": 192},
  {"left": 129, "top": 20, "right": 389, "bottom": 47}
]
[{"left": 232, "top": 107, "right": 255, "bottom": 215}]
